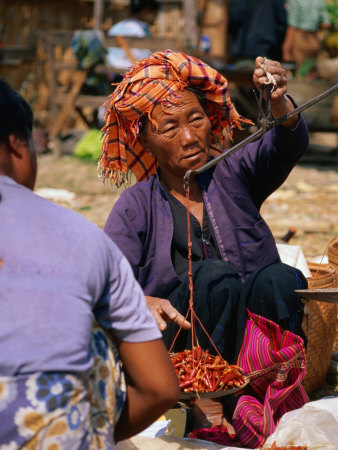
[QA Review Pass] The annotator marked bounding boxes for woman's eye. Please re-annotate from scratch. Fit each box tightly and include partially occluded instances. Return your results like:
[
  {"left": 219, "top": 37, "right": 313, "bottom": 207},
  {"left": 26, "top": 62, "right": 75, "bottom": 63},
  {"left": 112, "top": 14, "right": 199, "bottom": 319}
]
[
  {"left": 191, "top": 116, "right": 203, "bottom": 122},
  {"left": 162, "top": 126, "right": 176, "bottom": 133}
]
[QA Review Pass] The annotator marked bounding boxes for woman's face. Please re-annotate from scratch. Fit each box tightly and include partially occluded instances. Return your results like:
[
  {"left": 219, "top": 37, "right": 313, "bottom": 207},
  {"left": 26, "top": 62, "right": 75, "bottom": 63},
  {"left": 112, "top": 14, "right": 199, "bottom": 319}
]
[{"left": 139, "top": 90, "right": 211, "bottom": 179}]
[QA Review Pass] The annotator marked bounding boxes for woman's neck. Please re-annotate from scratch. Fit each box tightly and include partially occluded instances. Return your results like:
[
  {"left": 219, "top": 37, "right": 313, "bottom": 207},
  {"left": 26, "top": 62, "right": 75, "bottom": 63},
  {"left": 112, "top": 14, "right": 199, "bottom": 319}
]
[{"left": 159, "top": 170, "right": 202, "bottom": 202}]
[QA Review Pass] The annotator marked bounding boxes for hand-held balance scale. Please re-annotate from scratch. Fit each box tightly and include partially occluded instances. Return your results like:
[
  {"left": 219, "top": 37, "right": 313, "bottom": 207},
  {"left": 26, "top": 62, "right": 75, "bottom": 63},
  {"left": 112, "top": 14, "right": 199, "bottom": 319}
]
[{"left": 295, "top": 288, "right": 338, "bottom": 303}]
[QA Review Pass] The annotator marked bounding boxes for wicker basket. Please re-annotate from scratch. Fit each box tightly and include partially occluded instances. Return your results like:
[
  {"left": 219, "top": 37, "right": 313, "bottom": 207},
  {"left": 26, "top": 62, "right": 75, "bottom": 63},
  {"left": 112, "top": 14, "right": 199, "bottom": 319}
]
[
  {"left": 328, "top": 236, "right": 338, "bottom": 285},
  {"left": 302, "top": 262, "right": 337, "bottom": 394},
  {"left": 328, "top": 236, "right": 338, "bottom": 351}
]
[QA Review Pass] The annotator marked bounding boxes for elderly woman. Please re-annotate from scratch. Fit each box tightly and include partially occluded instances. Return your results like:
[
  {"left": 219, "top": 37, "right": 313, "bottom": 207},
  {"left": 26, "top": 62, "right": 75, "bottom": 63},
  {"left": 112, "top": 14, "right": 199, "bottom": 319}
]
[{"left": 99, "top": 50, "right": 309, "bottom": 442}]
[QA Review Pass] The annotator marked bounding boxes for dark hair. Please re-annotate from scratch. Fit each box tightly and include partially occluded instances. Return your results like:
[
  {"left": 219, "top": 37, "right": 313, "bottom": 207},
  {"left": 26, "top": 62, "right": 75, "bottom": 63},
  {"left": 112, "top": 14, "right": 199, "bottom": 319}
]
[
  {"left": 0, "top": 79, "right": 33, "bottom": 143},
  {"left": 131, "top": 0, "right": 159, "bottom": 15},
  {"left": 186, "top": 86, "right": 208, "bottom": 113}
]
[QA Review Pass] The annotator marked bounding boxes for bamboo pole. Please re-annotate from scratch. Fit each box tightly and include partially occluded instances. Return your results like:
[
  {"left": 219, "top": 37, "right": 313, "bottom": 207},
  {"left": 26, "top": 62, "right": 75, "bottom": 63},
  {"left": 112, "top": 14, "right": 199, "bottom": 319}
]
[{"left": 93, "top": 0, "right": 104, "bottom": 31}]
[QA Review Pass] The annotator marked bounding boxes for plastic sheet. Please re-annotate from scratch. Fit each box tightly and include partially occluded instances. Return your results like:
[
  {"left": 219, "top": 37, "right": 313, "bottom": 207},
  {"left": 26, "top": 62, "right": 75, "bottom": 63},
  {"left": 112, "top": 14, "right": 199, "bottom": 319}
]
[
  {"left": 263, "top": 398, "right": 338, "bottom": 449},
  {"left": 116, "top": 435, "right": 252, "bottom": 449}
]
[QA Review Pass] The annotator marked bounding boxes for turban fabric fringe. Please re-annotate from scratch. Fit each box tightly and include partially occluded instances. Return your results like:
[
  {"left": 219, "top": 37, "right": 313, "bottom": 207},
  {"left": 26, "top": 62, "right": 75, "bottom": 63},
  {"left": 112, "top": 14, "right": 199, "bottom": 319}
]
[{"left": 98, "top": 49, "right": 253, "bottom": 187}]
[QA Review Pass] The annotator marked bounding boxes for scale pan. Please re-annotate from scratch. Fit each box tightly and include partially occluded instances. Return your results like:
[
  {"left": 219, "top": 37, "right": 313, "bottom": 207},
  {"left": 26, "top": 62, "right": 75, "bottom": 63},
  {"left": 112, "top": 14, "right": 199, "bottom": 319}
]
[{"left": 179, "top": 377, "right": 250, "bottom": 399}]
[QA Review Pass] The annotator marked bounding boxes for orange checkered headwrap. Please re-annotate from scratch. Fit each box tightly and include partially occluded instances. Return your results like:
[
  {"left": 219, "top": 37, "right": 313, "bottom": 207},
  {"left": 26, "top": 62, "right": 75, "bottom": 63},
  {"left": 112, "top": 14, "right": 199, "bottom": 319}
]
[{"left": 98, "top": 49, "right": 252, "bottom": 186}]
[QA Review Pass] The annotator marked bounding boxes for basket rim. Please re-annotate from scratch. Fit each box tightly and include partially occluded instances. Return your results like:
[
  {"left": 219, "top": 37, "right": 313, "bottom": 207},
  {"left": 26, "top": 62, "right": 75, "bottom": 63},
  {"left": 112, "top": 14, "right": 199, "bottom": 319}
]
[{"left": 308, "top": 262, "right": 336, "bottom": 277}]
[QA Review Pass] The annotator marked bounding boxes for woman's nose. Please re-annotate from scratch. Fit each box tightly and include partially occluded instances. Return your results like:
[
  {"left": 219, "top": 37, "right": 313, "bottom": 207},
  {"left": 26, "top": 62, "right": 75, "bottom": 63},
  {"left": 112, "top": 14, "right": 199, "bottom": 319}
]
[{"left": 180, "top": 126, "right": 197, "bottom": 147}]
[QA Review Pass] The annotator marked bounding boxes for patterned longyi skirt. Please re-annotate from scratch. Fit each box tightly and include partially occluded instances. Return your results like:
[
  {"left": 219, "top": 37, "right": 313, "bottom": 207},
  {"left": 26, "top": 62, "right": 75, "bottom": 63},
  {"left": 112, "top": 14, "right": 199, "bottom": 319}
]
[{"left": 0, "top": 323, "right": 126, "bottom": 449}]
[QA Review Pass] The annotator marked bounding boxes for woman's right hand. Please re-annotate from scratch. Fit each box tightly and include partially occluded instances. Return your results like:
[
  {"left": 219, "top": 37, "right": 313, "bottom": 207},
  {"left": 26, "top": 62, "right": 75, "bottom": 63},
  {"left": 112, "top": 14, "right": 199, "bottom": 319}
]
[{"left": 145, "top": 295, "right": 191, "bottom": 331}]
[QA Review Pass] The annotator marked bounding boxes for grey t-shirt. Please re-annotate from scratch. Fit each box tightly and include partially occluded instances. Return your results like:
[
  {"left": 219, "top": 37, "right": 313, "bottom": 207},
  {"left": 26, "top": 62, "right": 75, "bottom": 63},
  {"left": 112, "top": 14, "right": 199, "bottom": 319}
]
[{"left": 0, "top": 176, "right": 161, "bottom": 376}]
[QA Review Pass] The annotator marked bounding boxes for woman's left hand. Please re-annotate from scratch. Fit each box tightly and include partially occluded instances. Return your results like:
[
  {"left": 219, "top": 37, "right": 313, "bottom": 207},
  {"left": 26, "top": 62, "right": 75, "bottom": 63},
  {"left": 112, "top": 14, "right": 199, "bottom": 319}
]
[{"left": 253, "top": 56, "right": 299, "bottom": 128}]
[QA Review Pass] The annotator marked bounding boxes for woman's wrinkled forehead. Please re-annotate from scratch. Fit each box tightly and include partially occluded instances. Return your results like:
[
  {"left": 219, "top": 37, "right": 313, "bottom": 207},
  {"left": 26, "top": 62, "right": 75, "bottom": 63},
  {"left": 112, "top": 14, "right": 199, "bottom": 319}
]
[
  {"left": 152, "top": 90, "right": 203, "bottom": 120},
  {"left": 139, "top": 89, "right": 204, "bottom": 134}
]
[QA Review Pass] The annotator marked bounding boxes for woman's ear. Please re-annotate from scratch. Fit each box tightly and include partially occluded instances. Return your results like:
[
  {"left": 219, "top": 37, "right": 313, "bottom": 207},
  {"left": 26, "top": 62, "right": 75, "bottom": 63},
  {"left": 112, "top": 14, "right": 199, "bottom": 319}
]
[
  {"left": 138, "top": 135, "right": 154, "bottom": 157},
  {"left": 7, "top": 134, "right": 26, "bottom": 159},
  {"left": 2, "top": 133, "right": 37, "bottom": 190}
]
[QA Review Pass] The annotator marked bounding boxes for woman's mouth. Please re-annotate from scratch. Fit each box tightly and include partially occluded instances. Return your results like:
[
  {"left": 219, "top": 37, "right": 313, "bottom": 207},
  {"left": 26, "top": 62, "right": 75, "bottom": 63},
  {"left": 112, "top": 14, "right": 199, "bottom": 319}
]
[{"left": 182, "top": 151, "right": 202, "bottom": 160}]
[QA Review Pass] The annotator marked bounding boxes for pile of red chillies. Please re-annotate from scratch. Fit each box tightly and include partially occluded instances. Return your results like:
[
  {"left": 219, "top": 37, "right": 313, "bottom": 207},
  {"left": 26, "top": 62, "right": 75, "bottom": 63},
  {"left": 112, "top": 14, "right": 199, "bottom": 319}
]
[{"left": 170, "top": 346, "right": 247, "bottom": 393}]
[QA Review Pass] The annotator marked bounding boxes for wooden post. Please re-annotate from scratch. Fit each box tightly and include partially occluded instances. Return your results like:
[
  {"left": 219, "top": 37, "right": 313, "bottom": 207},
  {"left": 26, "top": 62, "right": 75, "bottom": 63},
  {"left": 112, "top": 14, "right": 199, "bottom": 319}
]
[
  {"left": 202, "top": 0, "right": 227, "bottom": 57},
  {"left": 224, "top": 0, "right": 229, "bottom": 59},
  {"left": 49, "top": 70, "right": 88, "bottom": 157},
  {"left": 115, "top": 35, "right": 137, "bottom": 64},
  {"left": 183, "top": 0, "right": 199, "bottom": 51},
  {"left": 93, "top": 0, "right": 104, "bottom": 31}
]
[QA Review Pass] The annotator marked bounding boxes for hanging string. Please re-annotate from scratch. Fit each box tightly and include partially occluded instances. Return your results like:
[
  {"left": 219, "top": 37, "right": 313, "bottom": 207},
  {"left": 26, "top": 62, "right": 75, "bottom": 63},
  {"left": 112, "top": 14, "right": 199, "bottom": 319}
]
[
  {"left": 185, "top": 182, "right": 197, "bottom": 351},
  {"left": 168, "top": 179, "right": 195, "bottom": 355},
  {"left": 169, "top": 176, "right": 223, "bottom": 359},
  {"left": 313, "top": 218, "right": 338, "bottom": 277},
  {"left": 168, "top": 301, "right": 192, "bottom": 353}
]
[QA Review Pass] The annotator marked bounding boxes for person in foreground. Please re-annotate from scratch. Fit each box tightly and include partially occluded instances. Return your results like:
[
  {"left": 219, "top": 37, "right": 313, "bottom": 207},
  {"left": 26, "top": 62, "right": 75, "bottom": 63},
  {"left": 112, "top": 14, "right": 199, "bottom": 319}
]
[
  {"left": 99, "top": 51, "right": 309, "bottom": 446},
  {"left": 0, "top": 79, "right": 179, "bottom": 449}
]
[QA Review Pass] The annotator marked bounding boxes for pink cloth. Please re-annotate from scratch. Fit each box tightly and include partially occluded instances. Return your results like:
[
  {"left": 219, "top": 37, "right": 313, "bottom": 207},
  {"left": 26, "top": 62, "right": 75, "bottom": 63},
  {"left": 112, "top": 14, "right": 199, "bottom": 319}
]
[{"left": 233, "top": 310, "right": 308, "bottom": 448}]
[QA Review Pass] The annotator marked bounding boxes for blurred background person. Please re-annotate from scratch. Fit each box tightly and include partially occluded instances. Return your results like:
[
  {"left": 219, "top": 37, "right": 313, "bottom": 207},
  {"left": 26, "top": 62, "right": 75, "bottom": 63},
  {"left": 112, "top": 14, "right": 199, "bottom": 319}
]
[
  {"left": 282, "top": 0, "right": 331, "bottom": 76},
  {"left": 228, "top": 0, "right": 287, "bottom": 62},
  {"left": 106, "top": 0, "right": 159, "bottom": 69}
]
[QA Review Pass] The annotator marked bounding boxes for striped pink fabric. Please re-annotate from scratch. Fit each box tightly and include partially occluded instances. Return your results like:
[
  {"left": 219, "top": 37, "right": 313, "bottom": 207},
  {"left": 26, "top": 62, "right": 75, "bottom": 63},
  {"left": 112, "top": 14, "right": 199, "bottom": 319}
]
[{"left": 233, "top": 310, "right": 308, "bottom": 448}]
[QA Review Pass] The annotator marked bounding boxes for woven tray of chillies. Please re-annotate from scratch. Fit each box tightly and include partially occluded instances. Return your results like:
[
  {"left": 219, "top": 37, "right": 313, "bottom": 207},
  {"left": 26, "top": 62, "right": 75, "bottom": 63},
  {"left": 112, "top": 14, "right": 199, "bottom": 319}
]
[{"left": 170, "top": 346, "right": 249, "bottom": 399}]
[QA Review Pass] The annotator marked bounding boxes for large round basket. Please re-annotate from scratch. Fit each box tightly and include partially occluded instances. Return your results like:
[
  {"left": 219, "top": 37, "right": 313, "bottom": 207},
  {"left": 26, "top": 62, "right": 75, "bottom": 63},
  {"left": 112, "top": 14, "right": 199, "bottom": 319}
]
[
  {"left": 328, "top": 236, "right": 338, "bottom": 350},
  {"left": 302, "top": 262, "right": 337, "bottom": 394},
  {"left": 328, "top": 236, "right": 338, "bottom": 285}
]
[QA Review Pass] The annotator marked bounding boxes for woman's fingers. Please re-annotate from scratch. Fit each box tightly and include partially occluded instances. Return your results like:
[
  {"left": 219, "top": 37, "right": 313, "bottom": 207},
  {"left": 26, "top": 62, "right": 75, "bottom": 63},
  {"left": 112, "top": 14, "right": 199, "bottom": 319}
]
[
  {"left": 254, "top": 58, "right": 284, "bottom": 77},
  {"left": 253, "top": 57, "right": 287, "bottom": 101},
  {"left": 146, "top": 297, "right": 169, "bottom": 330},
  {"left": 145, "top": 296, "right": 191, "bottom": 331},
  {"left": 160, "top": 301, "right": 191, "bottom": 330}
]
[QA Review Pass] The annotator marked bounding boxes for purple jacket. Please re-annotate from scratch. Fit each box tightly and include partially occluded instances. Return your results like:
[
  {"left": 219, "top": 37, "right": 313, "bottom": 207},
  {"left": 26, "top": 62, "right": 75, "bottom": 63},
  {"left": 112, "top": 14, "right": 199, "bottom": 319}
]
[{"left": 104, "top": 118, "right": 309, "bottom": 298}]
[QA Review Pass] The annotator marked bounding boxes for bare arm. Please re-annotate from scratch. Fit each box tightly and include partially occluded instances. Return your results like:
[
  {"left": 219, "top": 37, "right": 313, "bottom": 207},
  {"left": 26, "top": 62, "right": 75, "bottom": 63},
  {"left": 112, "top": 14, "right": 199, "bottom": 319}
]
[
  {"left": 253, "top": 56, "right": 299, "bottom": 129},
  {"left": 282, "top": 26, "right": 296, "bottom": 62},
  {"left": 114, "top": 338, "right": 180, "bottom": 442},
  {"left": 145, "top": 295, "right": 191, "bottom": 331}
]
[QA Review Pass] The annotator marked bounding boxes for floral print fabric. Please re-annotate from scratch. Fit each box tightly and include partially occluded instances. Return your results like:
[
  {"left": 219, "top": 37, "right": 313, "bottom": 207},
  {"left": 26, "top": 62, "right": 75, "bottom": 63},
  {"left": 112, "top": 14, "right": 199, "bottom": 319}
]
[{"left": 0, "top": 323, "right": 126, "bottom": 449}]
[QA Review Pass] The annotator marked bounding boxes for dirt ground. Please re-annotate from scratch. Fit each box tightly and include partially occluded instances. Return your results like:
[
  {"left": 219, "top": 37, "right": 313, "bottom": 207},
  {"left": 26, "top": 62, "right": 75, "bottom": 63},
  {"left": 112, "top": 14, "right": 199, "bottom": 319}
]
[{"left": 35, "top": 148, "right": 338, "bottom": 260}]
